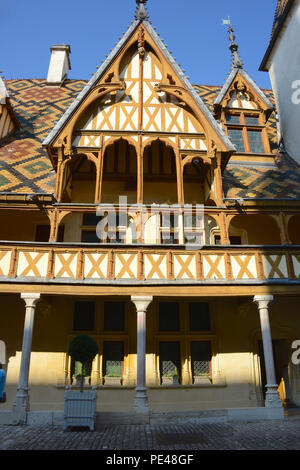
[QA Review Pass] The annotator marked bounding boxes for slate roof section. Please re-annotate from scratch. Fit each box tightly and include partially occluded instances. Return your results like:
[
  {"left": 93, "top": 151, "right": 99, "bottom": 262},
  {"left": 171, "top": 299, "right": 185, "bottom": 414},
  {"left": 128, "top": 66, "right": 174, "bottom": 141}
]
[
  {"left": 43, "top": 19, "right": 235, "bottom": 152},
  {"left": 214, "top": 68, "right": 274, "bottom": 111},
  {"left": 0, "top": 78, "right": 299, "bottom": 199}
]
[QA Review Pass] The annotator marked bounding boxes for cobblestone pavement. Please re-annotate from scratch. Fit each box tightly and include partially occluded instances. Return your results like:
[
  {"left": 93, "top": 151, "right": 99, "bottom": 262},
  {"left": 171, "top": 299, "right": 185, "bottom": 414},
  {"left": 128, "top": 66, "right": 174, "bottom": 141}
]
[{"left": 0, "top": 418, "right": 300, "bottom": 451}]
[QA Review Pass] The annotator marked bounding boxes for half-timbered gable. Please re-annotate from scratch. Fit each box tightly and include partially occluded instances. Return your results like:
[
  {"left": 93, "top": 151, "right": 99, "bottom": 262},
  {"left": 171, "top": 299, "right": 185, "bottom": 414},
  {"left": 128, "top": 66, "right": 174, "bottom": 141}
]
[{"left": 0, "top": 2, "right": 299, "bottom": 425}]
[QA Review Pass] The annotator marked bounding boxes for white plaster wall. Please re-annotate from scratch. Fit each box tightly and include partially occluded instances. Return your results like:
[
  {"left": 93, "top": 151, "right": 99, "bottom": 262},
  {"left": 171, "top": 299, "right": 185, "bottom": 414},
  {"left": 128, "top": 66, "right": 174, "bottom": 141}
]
[{"left": 268, "top": 0, "right": 300, "bottom": 164}]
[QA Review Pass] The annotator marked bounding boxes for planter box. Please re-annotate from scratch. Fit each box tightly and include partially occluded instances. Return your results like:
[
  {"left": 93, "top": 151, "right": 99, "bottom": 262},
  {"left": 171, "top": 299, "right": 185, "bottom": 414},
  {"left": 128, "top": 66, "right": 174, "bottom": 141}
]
[
  {"left": 193, "top": 376, "right": 212, "bottom": 385},
  {"left": 161, "top": 376, "right": 179, "bottom": 386},
  {"left": 104, "top": 377, "right": 122, "bottom": 386},
  {"left": 63, "top": 387, "right": 97, "bottom": 431},
  {"left": 72, "top": 375, "right": 90, "bottom": 387}
]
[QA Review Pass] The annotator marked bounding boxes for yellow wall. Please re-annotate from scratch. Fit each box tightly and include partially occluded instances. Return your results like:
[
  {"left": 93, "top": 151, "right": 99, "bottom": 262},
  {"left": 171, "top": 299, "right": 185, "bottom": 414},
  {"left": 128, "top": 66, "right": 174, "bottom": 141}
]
[{"left": 1, "top": 293, "right": 300, "bottom": 412}]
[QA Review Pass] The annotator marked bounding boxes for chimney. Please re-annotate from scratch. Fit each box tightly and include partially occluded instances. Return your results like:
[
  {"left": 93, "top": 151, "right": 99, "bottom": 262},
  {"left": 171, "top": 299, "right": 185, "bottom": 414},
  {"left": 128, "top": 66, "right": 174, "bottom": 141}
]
[{"left": 46, "top": 45, "right": 71, "bottom": 86}]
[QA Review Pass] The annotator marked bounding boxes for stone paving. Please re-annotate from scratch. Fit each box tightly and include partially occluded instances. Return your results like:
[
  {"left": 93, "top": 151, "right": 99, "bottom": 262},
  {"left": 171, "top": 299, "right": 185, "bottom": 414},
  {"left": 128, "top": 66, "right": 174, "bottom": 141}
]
[{"left": 0, "top": 417, "right": 300, "bottom": 451}]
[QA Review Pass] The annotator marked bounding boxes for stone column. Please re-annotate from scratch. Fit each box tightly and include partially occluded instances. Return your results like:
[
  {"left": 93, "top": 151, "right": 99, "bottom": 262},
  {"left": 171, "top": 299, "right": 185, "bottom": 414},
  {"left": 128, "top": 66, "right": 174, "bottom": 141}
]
[
  {"left": 253, "top": 295, "right": 282, "bottom": 408},
  {"left": 12, "top": 293, "right": 41, "bottom": 425},
  {"left": 131, "top": 295, "right": 153, "bottom": 414}
]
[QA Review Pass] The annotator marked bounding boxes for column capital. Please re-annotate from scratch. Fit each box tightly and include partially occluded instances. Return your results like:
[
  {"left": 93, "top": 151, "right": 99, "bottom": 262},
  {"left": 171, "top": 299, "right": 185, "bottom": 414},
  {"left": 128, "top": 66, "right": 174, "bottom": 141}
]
[
  {"left": 131, "top": 295, "right": 153, "bottom": 312},
  {"left": 21, "top": 293, "right": 41, "bottom": 308},
  {"left": 253, "top": 295, "right": 274, "bottom": 309}
]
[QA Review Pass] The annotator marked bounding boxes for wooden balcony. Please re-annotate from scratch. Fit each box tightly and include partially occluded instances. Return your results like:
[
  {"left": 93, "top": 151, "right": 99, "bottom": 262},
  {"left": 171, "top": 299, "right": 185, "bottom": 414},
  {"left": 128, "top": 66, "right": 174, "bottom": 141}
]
[{"left": 0, "top": 242, "right": 299, "bottom": 286}]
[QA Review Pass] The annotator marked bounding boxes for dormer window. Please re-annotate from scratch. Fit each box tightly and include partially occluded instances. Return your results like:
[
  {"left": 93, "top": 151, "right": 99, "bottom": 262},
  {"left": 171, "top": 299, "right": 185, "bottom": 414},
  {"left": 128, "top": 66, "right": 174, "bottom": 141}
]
[{"left": 225, "top": 112, "right": 268, "bottom": 154}]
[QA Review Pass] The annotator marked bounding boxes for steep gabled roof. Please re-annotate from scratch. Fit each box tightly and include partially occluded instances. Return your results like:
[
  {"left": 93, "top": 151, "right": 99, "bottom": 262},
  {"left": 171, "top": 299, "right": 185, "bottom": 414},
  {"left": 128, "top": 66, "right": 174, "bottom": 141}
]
[
  {"left": 214, "top": 67, "right": 274, "bottom": 111},
  {"left": 43, "top": 18, "right": 234, "bottom": 152}
]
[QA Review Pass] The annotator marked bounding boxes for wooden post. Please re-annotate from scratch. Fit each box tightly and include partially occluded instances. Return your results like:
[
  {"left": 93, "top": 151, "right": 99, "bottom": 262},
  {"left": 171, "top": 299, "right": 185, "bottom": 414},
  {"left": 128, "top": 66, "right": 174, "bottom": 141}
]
[{"left": 95, "top": 137, "right": 104, "bottom": 203}]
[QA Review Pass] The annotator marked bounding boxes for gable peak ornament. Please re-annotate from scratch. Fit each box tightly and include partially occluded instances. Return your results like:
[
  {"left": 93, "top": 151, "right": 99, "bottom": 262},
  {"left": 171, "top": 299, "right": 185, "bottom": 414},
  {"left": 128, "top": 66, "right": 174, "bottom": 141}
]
[
  {"left": 222, "top": 17, "right": 243, "bottom": 69},
  {"left": 135, "top": 0, "right": 149, "bottom": 21}
]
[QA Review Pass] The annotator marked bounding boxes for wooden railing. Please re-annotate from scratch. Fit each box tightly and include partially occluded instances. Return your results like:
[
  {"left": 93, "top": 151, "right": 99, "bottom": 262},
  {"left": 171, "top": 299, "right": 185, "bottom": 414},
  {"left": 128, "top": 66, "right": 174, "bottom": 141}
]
[{"left": 0, "top": 242, "right": 299, "bottom": 284}]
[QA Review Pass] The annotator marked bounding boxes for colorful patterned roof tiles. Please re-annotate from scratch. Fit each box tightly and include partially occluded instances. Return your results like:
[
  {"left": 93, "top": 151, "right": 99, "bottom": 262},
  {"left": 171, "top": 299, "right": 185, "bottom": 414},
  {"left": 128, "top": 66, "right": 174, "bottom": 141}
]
[{"left": 0, "top": 78, "right": 299, "bottom": 199}]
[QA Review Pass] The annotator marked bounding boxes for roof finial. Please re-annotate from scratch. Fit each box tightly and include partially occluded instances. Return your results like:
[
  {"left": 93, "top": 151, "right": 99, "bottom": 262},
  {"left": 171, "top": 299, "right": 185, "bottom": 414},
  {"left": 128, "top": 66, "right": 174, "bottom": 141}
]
[
  {"left": 135, "top": 0, "right": 149, "bottom": 21},
  {"left": 222, "top": 17, "right": 243, "bottom": 69}
]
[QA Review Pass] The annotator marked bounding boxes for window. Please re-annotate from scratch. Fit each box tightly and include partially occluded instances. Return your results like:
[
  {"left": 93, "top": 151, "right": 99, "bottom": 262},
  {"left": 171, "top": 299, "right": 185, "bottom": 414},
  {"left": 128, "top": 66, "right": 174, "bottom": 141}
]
[
  {"left": 160, "top": 213, "right": 179, "bottom": 244},
  {"left": 155, "top": 302, "right": 215, "bottom": 386},
  {"left": 73, "top": 301, "right": 95, "bottom": 331},
  {"left": 184, "top": 213, "right": 204, "bottom": 245},
  {"left": 104, "top": 302, "right": 125, "bottom": 331},
  {"left": 190, "top": 341, "right": 211, "bottom": 379},
  {"left": 248, "top": 130, "right": 265, "bottom": 153},
  {"left": 159, "top": 303, "right": 180, "bottom": 331},
  {"left": 103, "top": 341, "right": 124, "bottom": 378},
  {"left": 159, "top": 341, "right": 181, "bottom": 383},
  {"left": 225, "top": 112, "right": 268, "bottom": 154},
  {"left": 189, "top": 303, "right": 210, "bottom": 331},
  {"left": 81, "top": 212, "right": 127, "bottom": 244},
  {"left": 228, "top": 128, "right": 245, "bottom": 152},
  {"left": 226, "top": 114, "right": 240, "bottom": 124}
]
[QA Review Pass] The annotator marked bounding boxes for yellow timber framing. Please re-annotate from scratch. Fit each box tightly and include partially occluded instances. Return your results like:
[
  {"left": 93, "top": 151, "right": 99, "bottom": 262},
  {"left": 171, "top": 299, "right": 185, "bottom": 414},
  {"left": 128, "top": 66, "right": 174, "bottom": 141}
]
[
  {"left": 44, "top": 24, "right": 234, "bottom": 206},
  {"left": 0, "top": 284, "right": 300, "bottom": 297}
]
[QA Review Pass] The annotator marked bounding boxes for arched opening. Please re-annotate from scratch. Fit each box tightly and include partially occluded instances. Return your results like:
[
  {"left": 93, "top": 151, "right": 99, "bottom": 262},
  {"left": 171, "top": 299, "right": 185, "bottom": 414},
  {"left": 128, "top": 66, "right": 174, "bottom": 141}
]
[
  {"left": 204, "top": 215, "right": 220, "bottom": 245},
  {"left": 61, "top": 155, "right": 97, "bottom": 203},
  {"left": 143, "top": 140, "right": 178, "bottom": 205},
  {"left": 288, "top": 215, "right": 300, "bottom": 244},
  {"left": 229, "top": 214, "right": 281, "bottom": 245},
  {"left": 101, "top": 139, "right": 137, "bottom": 204},
  {"left": 183, "top": 158, "right": 211, "bottom": 205}
]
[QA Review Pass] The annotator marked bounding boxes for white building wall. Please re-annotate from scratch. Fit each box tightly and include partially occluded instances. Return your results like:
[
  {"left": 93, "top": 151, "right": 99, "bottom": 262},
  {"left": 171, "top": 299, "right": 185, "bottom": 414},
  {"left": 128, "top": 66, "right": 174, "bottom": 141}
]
[{"left": 268, "top": 0, "right": 300, "bottom": 164}]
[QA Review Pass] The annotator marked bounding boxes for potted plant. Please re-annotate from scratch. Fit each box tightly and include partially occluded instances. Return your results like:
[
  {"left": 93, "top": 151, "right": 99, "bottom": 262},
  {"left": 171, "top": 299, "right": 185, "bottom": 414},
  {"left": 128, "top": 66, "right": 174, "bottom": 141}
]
[
  {"left": 63, "top": 334, "right": 98, "bottom": 431},
  {"left": 104, "top": 362, "right": 122, "bottom": 386}
]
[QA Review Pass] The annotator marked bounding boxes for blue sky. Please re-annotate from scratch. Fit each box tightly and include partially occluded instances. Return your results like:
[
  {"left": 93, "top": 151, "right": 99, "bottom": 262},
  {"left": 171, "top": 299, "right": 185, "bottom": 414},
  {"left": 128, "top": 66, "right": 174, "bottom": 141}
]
[{"left": 1, "top": 0, "right": 276, "bottom": 89}]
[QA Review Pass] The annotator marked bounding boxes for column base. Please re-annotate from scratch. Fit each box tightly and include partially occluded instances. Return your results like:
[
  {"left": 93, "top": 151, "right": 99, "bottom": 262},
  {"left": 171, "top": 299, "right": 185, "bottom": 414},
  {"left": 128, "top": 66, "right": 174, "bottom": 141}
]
[
  {"left": 134, "top": 388, "right": 149, "bottom": 414},
  {"left": 265, "top": 384, "right": 283, "bottom": 408},
  {"left": 11, "top": 389, "right": 29, "bottom": 425}
]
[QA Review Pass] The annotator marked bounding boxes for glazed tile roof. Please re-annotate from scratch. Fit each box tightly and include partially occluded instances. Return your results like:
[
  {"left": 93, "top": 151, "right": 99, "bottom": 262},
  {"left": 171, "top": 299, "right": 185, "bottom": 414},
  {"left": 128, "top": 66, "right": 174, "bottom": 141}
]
[{"left": 0, "top": 78, "right": 300, "bottom": 200}]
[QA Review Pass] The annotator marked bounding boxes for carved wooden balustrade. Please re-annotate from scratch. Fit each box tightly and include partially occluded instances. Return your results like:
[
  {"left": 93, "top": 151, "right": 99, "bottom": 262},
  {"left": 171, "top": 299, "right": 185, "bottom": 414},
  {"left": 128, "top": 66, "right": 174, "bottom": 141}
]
[{"left": 0, "top": 242, "right": 299, "bottom": 285}]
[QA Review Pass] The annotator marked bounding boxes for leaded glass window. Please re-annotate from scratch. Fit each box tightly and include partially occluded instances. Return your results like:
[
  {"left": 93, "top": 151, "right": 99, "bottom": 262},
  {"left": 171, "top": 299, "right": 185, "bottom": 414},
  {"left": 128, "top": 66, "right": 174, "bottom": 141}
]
[
  {"left": 248, "top": 130, "right": 264, "bottom": 153},
  {"left": 191, "top": 341, "right": 211, "bottom": 378},
  {"left": 228, "top": 129, "right": 245, "bottom": 152},
  {"left": 159, "top": 342, "right": 181, "bottom": 379},
  {"left": 103, "top": 341, "right": 124, "bottom": 377}
]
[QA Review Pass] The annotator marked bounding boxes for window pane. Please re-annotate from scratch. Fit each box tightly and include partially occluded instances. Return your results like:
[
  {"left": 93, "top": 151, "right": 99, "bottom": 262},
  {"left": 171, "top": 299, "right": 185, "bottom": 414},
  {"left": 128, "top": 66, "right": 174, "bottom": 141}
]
[
  {"left": 226, "top": 114, "right": 240, "bottom": 124},
  {"left": 104, "top": 302, "right": 125, "bottom": 331},
  {"left": 228, "top": 129, "right": 245, "bottom": 152},
  {"left": 83, "top": 213, "right": 100, "bottom": 226},
  {"left": 189, "top": 303, "right": 210, "bottom": 331},
  {"left": 214, "top": 235, "right": 221, "bottom": 245},
  {"left": 82, "top": 230, "right": 99, "bottom": 243},
  {"left": 230, "top": 236, "right": 242, "bottom": 245},
  {"left": 161, "top": 231, "right": 178, "bottom": 244},
  {"left": 73, "top": 301, "right": 95, "bottom": 331},
  {"left": 103, "top": 341, "right": 123, "bottom": 376},
  {"left": 248, "top": 130, "right": 264, "bottom": 153},
  {"left": 159, "top": 341, "right": 180, "bottom": 377},
  {"left": 191, "top": 341, "right": 211, "bottom": 376},
  {"left": 159, "top": 303, "right": 180, "bottom": 331},
  {"left": 245, "top": 116, "right": 259, "bottom": 126},
  {"left": 161, "top": 213, "right": 178, "bottom": 228}
]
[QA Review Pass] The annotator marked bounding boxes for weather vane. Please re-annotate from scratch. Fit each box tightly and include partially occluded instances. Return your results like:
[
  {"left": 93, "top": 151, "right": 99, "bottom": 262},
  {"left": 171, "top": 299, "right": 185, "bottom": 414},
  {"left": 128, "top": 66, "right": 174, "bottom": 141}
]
[{"left": 222, "top": 16, "right": 243, "bottom": 69}]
